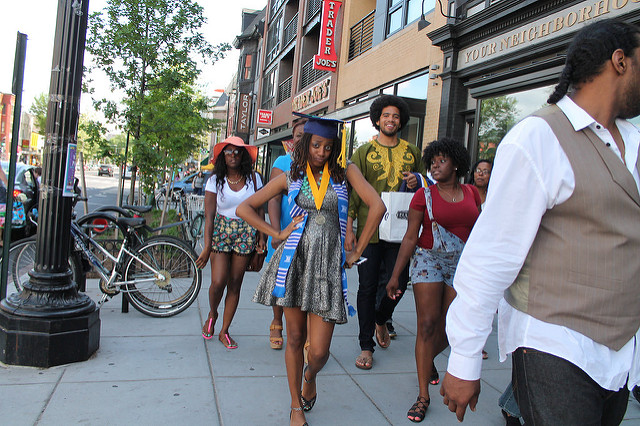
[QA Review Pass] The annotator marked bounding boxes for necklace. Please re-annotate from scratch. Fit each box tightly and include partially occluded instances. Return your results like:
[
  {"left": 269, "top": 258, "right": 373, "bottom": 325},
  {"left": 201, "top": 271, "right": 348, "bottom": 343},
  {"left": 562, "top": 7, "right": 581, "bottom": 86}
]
[
  {"left": 437, "top": 183, "right": 460, "bottom": 202},
  {"left": 227, "top": 175, "right": 244, "bottom": 185}
]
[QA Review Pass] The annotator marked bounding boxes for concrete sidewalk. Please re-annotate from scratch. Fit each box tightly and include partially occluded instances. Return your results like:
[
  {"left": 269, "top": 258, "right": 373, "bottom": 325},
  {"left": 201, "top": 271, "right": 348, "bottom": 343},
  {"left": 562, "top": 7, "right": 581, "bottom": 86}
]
[{"left": 2, "top": 265, "right": 640, "bottom": 425}]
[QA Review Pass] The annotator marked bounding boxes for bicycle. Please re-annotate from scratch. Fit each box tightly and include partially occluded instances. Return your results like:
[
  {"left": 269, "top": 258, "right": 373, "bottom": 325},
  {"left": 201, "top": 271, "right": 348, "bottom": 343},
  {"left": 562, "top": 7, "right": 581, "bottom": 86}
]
[
  {"left": 186, "top": 193, "right": 205, "bottom": 252},
  {"left": 7, "top": 213, "right": 202, "bottom": 317}
]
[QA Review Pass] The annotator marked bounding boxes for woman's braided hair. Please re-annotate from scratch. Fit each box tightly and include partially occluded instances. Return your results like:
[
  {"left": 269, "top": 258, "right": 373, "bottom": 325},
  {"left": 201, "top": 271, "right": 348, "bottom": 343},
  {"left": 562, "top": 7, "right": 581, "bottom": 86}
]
[{"left": 548, "top": 19, "right": 640, "bottom": 104}]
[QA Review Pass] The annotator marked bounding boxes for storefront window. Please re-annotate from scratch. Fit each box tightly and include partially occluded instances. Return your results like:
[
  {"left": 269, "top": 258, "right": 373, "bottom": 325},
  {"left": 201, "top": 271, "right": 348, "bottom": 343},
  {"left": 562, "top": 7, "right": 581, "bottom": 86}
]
[
  {"left": 477, "top": 85, "right": 553, "bottom": 160},
  {"left": 400, "top": 116, "right": 421, "bottom": 149},
  {"left": 350, "top": 116, "right": 378, "bottom": 154},
  {"left": 348, "top": 114, "right": 422, "bottom": 157}
]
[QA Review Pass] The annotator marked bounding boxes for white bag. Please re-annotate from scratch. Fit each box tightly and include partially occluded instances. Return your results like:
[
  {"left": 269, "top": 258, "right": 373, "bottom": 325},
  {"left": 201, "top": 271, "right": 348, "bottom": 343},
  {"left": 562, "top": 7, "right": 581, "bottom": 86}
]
[{"left": 379, "top": 192, "right": 415, "bottom": 243}]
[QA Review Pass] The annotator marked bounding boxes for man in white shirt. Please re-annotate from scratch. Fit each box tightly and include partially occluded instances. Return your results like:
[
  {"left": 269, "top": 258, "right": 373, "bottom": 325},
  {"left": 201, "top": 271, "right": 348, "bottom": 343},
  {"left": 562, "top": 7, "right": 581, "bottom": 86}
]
[{"left": 440, "top": 19, "right": 640, "bottom": 425}]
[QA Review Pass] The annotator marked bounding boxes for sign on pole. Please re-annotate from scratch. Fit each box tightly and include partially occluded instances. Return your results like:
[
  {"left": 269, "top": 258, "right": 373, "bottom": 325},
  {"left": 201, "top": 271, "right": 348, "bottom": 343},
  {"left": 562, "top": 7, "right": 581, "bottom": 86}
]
[{"left": 313, "top": 0, "right": 342, "bottom": 72}]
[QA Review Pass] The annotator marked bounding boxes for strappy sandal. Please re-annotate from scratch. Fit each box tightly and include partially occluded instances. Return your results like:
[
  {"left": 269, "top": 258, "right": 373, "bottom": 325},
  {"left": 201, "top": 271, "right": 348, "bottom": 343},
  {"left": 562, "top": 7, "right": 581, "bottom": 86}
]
[
  {"left": 269, "top": 322, "right": 283, "bottom": 350},
  {"left": 429, "top": 365, "right": 439, "bottom": 385},
  {"left": 290, "top": 407, "right": 308, "bottom": 426},
  {"left": 301, "top": 365, "right": 317, "bottom": 412},
  {"left": 407, "top": 396, "right": 430, "bottom": 423},
  {"left": 219, "top": 333, "right": 238, "bottom": 349}
]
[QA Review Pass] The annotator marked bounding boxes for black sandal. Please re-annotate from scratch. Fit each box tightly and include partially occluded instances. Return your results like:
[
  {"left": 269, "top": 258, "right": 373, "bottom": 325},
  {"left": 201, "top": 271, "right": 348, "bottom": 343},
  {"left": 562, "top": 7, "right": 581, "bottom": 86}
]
[
  {"left": 290, "top": 407, "right": 308, "bottom": 426},
  {"left": 429, "top": 365, "right": 439, "bottom": 385},
  {"left": 407, "top": 396, "right": 430, "bottom": 423},
  {"left": 301, "top": 365, "right": 317, "bottom": 412}
]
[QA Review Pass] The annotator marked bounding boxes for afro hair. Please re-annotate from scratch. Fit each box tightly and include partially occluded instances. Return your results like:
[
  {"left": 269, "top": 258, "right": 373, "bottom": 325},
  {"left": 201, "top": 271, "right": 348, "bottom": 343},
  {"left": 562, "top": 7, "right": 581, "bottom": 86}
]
[{"left": 369, "top": 95, "right": 410, "bottom": 131}]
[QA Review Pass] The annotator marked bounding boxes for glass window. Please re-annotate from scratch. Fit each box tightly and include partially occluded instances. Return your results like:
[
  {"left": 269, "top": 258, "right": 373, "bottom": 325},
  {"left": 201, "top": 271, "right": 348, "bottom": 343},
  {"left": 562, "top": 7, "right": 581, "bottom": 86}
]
[
  {"left": 350, "top": 117, "right": 378, "bottom": 154},
  {"left": 387, "top": 0, "right": 435, "bottom": 37},
  {"left": 477, "top": 85, "right": 554, "bottom": 160},
  {"left": 400, "top": 116, "right": 421, "bottom": 147},
  {"left": 262, "top": 68, "right": 277, "bottom": 105},
  {"left": 407, "top": 0, "right": 423, "bottom": 23},
  {"left": 388, "top": 8, "right": 402, "bottom": 35},
  {"left": 242, "top": 54, "right": 253, "bottom": 80},
  {"left": 397, "top": 74, "right": 428, "bottom": 100}
]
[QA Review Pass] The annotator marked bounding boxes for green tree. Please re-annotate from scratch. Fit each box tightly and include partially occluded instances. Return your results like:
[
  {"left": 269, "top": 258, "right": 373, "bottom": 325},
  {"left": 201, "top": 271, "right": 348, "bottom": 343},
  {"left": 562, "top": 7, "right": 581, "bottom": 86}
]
[
  {"left": 29, "top": 93, "right": 48, "bottom": 134},
  {"left": 86, "top": 0, "right": 230, "bottom": 197},
  {"left": 477, "top": 96, "right": 518, "bottom": 160},
  {"left": 78, "top": 117, "right": 111, "bottom": 162}
]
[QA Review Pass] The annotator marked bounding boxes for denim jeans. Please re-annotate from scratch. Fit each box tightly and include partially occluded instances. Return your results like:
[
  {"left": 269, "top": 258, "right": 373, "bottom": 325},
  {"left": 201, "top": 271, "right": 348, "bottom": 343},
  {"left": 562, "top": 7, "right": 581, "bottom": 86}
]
[
  {"left": 499, "top": 380, "right": 522, "bottom": 418},
  {"left": 513, "top": 347, "right": 629, "bottom": 426},
  {"left": 356, "top": 241, "right": 409, "bottom": 352}
]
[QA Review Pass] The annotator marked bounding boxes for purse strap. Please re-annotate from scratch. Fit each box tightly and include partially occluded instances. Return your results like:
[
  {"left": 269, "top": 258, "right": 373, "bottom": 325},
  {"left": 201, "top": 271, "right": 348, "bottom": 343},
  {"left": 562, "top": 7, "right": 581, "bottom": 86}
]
[{"left": 424, "top": 186, "right": 435, "bottom": 221}]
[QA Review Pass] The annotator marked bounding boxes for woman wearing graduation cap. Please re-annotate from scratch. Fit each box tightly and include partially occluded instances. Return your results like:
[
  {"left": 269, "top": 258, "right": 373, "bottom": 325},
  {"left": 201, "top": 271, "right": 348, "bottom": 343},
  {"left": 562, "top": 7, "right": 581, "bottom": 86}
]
[
  {"left": 237, "top": 114, "right": 385, "bottom": 426},
  {"left": 196, "top": 136, "right": 266, "bottom": 350}
]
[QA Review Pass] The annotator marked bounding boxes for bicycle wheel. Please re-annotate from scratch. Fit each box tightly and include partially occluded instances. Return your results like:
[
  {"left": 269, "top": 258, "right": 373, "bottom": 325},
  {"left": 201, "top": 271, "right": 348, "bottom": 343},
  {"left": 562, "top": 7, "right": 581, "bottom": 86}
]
[
  {"left": 123, "top": 235, "right": 201, "bottom": 317},
  {"left": 5, "top": 237, "right": 85, "bottom": 295},
  {"left": 190, "top": 214, "right": 205, "bottom": 252},
  {"left": 190, "top": 214, "right": 204, "bottom": 240}
]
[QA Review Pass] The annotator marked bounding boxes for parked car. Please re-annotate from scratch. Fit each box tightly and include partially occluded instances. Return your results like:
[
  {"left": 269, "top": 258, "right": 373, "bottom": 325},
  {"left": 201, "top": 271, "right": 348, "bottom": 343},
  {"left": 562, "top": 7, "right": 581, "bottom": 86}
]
[
  {"left": 155, "top": 171, "right": 211, "bottom": 206},
  {"left": 123, "top": 166, "right": 132, "bottom": 179},
  {"left": 98, "top": 164, "right": 114, "bottom": 177},
  {"left": 0, "top": 161, "right": 40, "bottom": 240}
]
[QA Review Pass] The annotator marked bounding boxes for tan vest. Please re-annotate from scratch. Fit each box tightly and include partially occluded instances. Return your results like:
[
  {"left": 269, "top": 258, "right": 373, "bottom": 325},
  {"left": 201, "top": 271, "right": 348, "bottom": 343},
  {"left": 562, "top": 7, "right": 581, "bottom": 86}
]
[{"left": 505, "top": 105, "right": 640, "bottom": 351}]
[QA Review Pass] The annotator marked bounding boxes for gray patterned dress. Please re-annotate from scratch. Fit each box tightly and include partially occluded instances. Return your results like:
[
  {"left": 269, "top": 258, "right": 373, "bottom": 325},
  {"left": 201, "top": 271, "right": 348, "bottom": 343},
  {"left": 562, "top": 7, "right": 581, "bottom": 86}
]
[{"left": 252, "top": 172, "right": 347, "bottom": 324}]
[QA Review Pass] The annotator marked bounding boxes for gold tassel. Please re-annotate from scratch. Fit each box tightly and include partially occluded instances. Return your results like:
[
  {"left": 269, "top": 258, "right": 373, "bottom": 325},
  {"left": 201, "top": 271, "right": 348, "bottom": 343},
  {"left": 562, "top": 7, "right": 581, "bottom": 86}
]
[{"left": 338, "top": 124, "right": 347, "bottom": 168}]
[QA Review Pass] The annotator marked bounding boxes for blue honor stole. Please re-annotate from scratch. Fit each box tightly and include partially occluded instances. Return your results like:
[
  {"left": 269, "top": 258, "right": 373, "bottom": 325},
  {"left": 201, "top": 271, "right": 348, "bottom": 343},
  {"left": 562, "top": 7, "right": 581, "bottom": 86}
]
[{"left": 273, "top": 176, "right": 355, "bottom": 316}]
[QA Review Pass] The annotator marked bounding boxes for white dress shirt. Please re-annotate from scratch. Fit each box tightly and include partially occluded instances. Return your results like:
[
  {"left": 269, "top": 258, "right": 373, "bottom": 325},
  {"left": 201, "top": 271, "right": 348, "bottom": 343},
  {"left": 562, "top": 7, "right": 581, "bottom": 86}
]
[{"left": 446, "top": 96, "right": 640, "bottom": 391}]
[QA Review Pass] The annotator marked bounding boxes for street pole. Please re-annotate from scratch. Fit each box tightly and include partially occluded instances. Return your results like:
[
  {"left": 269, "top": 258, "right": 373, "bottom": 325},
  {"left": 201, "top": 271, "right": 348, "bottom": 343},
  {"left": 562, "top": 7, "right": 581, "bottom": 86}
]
[
  {"left": 0, "top": 32, "right": 26, "bottom": 300},
  {"left": 0, "top": 0, "right": 99, "bottom": 367}
]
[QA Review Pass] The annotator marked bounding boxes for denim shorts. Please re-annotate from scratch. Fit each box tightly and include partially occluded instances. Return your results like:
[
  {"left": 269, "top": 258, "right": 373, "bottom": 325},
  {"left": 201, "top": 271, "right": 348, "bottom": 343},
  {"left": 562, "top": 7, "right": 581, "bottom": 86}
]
[
  {"left": 410, "top": 246, "right": 462, "bottom": 287},
  {"left": 211, "top": 213, "right": 256, "bottom": 255}
]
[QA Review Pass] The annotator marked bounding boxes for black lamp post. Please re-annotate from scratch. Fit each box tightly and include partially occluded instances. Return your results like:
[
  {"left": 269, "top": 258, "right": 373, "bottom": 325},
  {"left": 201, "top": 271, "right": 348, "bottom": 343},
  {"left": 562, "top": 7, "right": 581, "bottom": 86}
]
[{"left": 0, "top": 0, "right": 100, "bottom": 367}]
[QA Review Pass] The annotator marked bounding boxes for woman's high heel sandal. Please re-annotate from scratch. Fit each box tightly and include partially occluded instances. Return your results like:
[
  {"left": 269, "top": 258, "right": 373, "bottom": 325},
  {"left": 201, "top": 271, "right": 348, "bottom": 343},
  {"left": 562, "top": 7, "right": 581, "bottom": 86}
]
[
  {"left": 301, "top": 365, "right": 317, "bottom": 412},
  {"left": 290, "top": 407, "right": 308, "bottom": 426}
]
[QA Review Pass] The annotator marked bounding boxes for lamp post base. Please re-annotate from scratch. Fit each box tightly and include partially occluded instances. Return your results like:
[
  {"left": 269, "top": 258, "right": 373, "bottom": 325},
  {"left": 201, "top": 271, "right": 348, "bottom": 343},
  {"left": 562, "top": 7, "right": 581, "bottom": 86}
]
[{"left": 0, "top": 306, "right": 100, "bottom": 367}]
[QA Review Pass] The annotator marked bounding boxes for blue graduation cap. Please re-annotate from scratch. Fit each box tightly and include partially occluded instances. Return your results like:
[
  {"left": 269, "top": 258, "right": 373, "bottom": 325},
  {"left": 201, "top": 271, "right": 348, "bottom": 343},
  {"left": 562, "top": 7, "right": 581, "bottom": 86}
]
[{"left": 293, "top": 112, "right": 343, "bottom": 139}]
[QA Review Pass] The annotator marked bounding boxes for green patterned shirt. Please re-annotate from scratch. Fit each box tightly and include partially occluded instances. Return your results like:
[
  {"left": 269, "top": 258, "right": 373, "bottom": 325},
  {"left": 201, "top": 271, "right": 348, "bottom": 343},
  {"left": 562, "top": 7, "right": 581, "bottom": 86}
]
[{"left": 348, "top": 138, "right": 426, "bottom": 243}]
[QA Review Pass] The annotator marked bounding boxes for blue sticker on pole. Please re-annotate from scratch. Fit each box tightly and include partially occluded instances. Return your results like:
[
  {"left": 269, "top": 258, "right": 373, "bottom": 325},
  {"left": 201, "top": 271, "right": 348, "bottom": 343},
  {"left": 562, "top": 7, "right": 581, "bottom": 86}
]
[{"left": 63, "top": 143, "right": 77, "bottom": 197}]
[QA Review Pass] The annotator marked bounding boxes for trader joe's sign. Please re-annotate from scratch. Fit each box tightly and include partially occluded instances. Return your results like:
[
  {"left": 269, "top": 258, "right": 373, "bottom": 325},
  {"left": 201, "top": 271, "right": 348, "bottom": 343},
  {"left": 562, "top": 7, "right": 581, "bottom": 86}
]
[{"left": 313, "top": 0, "right": 342, "bottom": 72}]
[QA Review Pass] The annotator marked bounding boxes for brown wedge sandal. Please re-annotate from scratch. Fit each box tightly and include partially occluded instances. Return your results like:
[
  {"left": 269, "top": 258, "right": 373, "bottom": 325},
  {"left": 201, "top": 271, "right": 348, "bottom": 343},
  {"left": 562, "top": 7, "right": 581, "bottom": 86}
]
[{"left": 269, "top": 323, "right": 283, "bottom": 350}]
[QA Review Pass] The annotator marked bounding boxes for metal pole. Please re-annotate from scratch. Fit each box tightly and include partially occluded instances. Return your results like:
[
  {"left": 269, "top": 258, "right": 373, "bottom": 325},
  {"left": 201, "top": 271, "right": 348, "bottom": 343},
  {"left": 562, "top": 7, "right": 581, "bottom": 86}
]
[
  {"left": 0, "top": 32, "right": 27, "bottom": 301},
  {"left": 78, "top": 151, "right": 88, "bottom": 214},
  {"left": 0, "top": 0, "right": 99, "bottom": 367},
  {"left": 119, "top": 131, "right": 130, "bottom": 207}
]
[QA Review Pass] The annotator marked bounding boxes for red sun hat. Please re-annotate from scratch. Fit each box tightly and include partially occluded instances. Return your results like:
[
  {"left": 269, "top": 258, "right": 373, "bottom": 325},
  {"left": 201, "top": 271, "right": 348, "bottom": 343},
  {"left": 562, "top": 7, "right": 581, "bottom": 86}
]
[{"left": 212, "top": 136, "right": 258, "bottom": 164}]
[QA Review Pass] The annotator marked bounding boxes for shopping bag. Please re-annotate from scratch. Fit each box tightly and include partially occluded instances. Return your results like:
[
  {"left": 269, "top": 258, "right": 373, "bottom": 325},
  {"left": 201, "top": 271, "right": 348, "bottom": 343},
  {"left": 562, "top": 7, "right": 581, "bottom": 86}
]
[{"left": 379, "top": 192, "right": 414, "bottom": 243}]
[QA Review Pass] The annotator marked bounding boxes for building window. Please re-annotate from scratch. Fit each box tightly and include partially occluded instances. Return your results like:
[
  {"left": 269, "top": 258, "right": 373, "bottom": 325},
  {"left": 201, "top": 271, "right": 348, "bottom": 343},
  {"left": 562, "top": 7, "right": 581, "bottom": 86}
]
[
  {"left": 387, "top": 0, "right": 434, "bottom": 37},
  {"left": 266, "top": 14, "right": 282, "bottom": 64},
  {"left": 477, "top": 85, "right": 553, "bottom": 160},
  {"left": 397, "top": 73, "right": 428, "bottom": 100},
  {"left": 262, "top": 68, "right": 277, "bottom": 108},
  {"left": 242, "top": 54, "right": 253, "bottom": 80}
]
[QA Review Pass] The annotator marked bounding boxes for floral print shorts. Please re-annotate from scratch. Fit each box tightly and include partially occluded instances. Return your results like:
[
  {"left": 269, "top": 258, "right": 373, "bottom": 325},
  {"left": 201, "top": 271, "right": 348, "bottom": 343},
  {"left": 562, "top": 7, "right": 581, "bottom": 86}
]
[
  {"left": 410, "top": 246, "right": 462, "bottom": 287},
  {"left": 211, "top": 213, "right": 257, "bottom": 255}
]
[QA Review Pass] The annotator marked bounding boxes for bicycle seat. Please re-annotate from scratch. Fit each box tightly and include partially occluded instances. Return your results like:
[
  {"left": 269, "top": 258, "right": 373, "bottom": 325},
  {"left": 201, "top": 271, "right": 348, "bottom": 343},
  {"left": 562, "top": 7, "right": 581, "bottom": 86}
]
[
  {"left": 123, "top": 205, "right": 152, "bottom": 214},
  {"left": 117, "top": 217, "right": 147, "bottom": 229}
]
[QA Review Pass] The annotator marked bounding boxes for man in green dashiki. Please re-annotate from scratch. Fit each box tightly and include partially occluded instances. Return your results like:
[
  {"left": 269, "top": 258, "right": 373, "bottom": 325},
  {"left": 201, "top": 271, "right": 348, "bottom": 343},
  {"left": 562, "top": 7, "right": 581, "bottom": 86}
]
[{"left": 346, "top": 95, "right": 427, "bottom": 370}]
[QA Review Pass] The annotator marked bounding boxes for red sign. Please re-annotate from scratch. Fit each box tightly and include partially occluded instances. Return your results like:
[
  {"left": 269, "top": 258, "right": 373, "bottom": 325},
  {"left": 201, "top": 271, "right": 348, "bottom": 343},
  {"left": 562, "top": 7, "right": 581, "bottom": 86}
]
[
  {"left": 257, "top": 109, "right": 272, "bottom": 125},
  {"left": 313, "top": 0, "right": 342, "bottom": 72}
]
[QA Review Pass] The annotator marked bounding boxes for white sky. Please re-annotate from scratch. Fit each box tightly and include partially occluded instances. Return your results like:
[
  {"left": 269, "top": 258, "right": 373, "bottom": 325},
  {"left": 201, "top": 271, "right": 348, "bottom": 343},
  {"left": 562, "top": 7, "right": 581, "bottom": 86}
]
[{"left": 0, "top": 0, "right": 267, "bottom": 114}]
